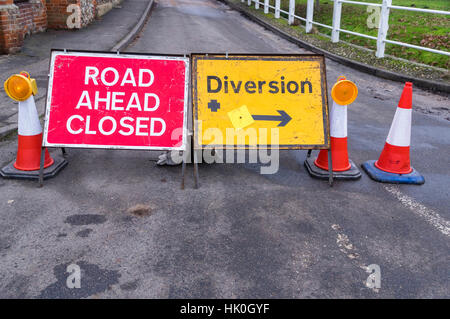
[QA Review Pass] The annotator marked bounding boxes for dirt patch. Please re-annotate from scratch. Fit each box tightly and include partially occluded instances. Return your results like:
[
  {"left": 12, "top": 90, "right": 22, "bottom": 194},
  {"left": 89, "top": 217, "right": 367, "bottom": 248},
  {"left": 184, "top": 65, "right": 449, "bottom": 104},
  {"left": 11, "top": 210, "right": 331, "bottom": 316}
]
[{"left": 126, "top": 204, "right": 153, "bottom": 217}]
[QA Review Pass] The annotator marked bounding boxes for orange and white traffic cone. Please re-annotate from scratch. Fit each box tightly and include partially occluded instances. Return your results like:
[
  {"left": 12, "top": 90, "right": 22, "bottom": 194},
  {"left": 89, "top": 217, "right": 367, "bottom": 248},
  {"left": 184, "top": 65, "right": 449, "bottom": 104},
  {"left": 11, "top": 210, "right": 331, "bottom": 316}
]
[
  {"left": 14, "top": 95, "right": 54, "bottom": 171},
  {"left": 1, "top": 72, "right": 67, "bottom": 180},
  {"left": 362, "top": 82, "right": 424, "bottom": 184},
  {"left": 305, "top": 76, "right": 361, "bottom": 180}
]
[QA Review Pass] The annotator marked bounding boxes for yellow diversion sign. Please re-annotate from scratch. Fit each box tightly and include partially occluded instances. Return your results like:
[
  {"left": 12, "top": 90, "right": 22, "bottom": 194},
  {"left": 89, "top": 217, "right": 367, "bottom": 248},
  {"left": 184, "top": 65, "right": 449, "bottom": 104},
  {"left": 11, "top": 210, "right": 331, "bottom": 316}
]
[{"left": 192, "top": 54, "right": 330, "bottom": 149}]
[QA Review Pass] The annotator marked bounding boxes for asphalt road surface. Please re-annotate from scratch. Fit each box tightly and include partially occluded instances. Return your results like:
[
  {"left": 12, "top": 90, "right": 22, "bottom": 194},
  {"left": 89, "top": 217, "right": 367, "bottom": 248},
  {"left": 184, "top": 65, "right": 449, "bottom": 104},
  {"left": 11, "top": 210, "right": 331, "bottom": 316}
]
[{"left": 0, "top": 0, "right": 449, "bottom": 298}]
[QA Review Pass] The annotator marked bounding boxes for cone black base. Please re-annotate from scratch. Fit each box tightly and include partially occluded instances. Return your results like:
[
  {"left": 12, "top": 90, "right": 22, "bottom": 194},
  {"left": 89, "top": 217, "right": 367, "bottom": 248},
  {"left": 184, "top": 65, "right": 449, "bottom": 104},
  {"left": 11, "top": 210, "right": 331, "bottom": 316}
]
[
  {"left": 362, "top": 160, "right": 424, "bottom": 185},
  {"left": 304, "top": 157, "right": 361, "bottom": 180},
  {"left": 1, "top": 155, "right": 67, "bottom": 180}
]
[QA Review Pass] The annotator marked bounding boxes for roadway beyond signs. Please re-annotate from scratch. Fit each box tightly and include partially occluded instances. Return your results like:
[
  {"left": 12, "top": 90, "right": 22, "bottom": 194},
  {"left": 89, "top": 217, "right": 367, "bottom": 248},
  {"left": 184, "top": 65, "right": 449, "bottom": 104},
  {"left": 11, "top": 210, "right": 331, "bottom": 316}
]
[
  {"left": 43, "top": 50, "right": 189, "bottom": 150},
  {"left": 192, "top": 54, "right": 330, "bottom": 149}
]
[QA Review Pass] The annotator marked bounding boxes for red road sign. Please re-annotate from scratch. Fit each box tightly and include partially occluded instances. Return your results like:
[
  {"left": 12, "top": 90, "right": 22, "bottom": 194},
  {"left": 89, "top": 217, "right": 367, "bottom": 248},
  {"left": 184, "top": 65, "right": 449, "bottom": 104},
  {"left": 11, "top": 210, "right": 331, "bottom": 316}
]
[{"left": 43, "top": 50, "right": 189, "bottom": 150}]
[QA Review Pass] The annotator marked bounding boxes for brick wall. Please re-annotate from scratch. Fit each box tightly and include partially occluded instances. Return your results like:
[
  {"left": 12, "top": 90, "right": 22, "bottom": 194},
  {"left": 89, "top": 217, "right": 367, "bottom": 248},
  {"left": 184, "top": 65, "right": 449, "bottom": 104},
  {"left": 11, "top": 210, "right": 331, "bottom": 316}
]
[
  {"left": 0, "top": 0, "right": 120, "bottom": 53},
  {"left": 0, "top": 0, "right": 47, "bottom": 53},
  {"left": 46, "top": 0, "right": 74, "bottom": 29},
  {"left": 46, "top": 0, "right": 97, "bottom": 29}
]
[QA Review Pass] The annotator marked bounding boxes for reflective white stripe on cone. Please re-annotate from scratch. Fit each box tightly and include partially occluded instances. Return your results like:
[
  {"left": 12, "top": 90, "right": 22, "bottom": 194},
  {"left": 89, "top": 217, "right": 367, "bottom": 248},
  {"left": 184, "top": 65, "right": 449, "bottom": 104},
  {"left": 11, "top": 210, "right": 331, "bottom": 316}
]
[
  {"left": 18, "top": 95, "right": 42, "bottom": 136},
  {"left": 386, "top": 107, "right": 412, "bottom": 147},
  {"left": 330, "top": 100, "right": 347, "bottom": 138}
]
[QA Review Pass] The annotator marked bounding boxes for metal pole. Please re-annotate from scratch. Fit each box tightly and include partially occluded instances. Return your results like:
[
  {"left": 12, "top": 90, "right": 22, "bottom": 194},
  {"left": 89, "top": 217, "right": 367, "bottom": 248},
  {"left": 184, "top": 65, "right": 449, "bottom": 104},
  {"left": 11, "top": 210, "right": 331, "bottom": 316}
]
[
  {"left": 327, "top": 149, "right": 334, "bottom": 186},
  {"left": 38, "top": 147, "right": 45, "bottom": 187},
  {"left": 181, "top": 151, "right": 187, "bottom": 190},
  {"left": 193, "top": 147, "right": 200, "bottom": 189}
]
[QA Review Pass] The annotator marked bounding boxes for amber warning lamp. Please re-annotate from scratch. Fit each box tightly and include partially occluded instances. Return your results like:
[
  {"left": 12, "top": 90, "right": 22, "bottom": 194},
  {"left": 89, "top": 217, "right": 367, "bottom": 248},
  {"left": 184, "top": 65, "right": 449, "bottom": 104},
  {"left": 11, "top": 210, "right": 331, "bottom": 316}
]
[
  {"left": 4, "top": 71, "right": 38, "bottom": 102},
  {"left": 331, "top": 75, "right": 358, "bottom": 105}
]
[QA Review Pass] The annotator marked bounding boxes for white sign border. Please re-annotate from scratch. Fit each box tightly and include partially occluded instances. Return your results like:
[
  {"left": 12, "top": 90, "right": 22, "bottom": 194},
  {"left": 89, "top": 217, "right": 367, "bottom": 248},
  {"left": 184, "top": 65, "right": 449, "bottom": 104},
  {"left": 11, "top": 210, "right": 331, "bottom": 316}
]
[{"left": 43, "top": 50, "right": 190, "bottom": 151}]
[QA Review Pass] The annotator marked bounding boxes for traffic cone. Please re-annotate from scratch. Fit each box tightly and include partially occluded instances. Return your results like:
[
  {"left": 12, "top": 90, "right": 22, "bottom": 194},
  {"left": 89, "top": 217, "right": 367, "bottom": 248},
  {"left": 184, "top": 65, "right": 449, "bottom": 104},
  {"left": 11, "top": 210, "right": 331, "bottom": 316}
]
[
  {"left": 362, "top": 82, "right": 424, "bottom": 184},
  {"left": 14, "top": 95, "right": 54, "bottom": 171},
  {"left": 1, "top": 72, "right": 67, "bottom": 180},
  {"left": 305, "top": 76, "right": 361, "bottom": 180}
]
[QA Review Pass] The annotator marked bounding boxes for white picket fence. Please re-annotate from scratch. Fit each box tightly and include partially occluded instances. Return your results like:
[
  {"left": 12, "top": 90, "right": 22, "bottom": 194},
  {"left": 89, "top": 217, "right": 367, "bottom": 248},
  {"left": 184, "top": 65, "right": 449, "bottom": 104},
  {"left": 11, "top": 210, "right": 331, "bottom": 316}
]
[{"left": 242, "top": 0, "right": 450, "bottom": 58}]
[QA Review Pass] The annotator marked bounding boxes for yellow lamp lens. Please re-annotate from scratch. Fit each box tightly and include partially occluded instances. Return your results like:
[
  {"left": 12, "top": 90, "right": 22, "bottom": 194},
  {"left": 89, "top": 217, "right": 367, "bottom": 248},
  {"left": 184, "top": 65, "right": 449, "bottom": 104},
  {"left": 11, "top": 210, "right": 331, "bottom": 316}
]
[
  {"left": 331, "top": 80, "right": 358, "bottom": 105},
  {"left": 4, "top": 74, "right": 32, "bottom": 101}
]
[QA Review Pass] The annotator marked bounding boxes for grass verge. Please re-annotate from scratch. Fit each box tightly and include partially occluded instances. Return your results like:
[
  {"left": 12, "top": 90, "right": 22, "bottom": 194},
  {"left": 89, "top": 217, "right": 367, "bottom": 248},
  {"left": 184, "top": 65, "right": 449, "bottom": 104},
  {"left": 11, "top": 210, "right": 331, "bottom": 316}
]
[{"left": 231, "top": 0, "right": 449, "bottom": 83}]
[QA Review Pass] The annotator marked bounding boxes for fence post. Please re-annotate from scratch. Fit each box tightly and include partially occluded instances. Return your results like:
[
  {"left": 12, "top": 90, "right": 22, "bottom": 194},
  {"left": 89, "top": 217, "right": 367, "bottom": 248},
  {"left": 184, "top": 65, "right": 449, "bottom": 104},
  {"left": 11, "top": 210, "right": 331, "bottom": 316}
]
[
  {"left": 288, "top": 0, "right": 295, "bottom": 25},
  {"left": 306, "top": 0, "right": 314, "bottom": 33},
  {"left": 248, "top": 0, "right": 251, "bottom": 6},
  {"left": 275, "top": 0, "right": 280, "bottom": 18},
  {"left": 264, "top": 0, "right": 269, "bottom": 14},
  {"left": 255, "top": 0, "right": 259, "bottom": 9},
  {"left": 376, "top": 0, "right": 391, "bottom": 58},
  {"left": 331, "top": 0, "right": 342, "bottom": 43}
]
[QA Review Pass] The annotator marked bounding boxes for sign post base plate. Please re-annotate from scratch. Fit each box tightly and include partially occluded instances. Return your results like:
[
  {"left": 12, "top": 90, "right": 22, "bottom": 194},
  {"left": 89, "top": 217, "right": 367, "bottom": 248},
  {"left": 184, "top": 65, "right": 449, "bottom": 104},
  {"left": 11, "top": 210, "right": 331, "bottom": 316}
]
[
  {"left": 304, "top": 156, "right": 361, "bottom": 180},
  {"left": 1, "top": 155, "right": 67, "bottom": 180}
]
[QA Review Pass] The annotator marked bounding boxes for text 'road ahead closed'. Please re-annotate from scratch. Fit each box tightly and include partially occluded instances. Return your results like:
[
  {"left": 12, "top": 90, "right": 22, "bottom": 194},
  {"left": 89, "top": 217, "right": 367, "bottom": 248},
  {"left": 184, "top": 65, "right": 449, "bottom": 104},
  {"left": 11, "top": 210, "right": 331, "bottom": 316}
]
[{"left": 44, "top": 51, "right": 189, "bottom": 150}]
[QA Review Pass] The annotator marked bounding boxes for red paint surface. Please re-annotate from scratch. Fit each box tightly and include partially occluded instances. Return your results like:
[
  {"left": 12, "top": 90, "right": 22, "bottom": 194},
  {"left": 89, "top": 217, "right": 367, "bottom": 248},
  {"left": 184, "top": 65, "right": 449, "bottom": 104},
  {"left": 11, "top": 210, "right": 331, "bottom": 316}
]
[{"left": 46, "top": 54, "right": 187, "bottom": 149}]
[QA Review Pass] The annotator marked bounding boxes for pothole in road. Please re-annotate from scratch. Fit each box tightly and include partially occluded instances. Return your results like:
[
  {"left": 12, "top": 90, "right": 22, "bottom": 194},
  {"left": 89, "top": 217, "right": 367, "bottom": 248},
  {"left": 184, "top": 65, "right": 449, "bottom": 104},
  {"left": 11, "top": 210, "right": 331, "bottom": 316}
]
[
  {"left": 76, "top": 229, "right": 93, "bottom": 238},
  {"left": 64, "top": 214, "right": 107, "bottom": 226},
  {"left": 38, "top": 261, "right": 120, "bottom": 299}
]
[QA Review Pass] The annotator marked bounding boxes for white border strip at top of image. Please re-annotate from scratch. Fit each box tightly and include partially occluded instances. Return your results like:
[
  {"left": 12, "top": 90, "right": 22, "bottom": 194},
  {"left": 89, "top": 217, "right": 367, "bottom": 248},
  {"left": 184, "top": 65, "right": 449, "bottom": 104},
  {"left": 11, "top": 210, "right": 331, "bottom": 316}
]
[{"left": 42, "top": 50, "right": 190, "bottom": 151}]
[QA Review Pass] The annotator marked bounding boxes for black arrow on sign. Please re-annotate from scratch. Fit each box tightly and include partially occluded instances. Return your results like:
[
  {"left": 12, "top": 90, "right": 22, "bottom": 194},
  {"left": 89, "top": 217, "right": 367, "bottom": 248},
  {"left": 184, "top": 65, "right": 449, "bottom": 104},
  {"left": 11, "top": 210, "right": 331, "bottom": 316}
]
[{"left": 252, "top": 110, "right": 292, "bottom": 127}]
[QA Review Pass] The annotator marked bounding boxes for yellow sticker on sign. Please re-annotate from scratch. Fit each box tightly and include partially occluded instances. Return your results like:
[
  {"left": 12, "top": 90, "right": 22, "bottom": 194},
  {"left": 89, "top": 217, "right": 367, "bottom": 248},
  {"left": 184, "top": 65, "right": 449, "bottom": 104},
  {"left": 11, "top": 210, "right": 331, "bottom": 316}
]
[
  {"left": 227, "top": 105, "right": 255, "bottom": 130},
  {"left": 192, "top": 55, "right": 329, "bottom": 149}
]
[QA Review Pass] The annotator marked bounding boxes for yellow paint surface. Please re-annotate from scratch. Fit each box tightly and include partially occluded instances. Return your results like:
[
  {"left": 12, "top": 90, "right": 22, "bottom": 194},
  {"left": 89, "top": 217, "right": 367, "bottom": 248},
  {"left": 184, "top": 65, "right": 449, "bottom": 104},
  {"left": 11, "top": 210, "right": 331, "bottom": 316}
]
[{"left": 194, "top": 56, "right": 328, "bottom": 149}]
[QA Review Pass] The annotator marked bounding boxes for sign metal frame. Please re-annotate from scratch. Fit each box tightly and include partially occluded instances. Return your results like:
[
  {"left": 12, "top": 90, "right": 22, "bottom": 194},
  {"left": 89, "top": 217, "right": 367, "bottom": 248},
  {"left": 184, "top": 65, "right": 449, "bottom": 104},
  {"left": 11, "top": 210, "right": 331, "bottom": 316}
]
[
  {"left": 191, "top": 53, "right": 330, "bottom": 150},
  {"left": 39, "top": 49, "right": 190, "bottom": 186},
  {"left": 191, "top": 53, "right": 333, "bottom": 186},
  {"left": 42, "top": 49, "right": 190, "bottom": 151}
]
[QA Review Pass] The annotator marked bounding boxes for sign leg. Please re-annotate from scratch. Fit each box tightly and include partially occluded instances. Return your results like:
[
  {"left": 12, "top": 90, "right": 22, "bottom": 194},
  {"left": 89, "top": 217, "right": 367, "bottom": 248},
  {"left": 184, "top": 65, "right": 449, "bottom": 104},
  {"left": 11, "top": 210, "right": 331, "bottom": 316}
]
[
  {"left": 190, "top": 135, "right": 200, "bottom": 189},
  {"left": 38, "top": 147, "right": 45, "bottom": 187},
  {"left": 327, "top": 148, "right": 334, "bottom": 187},
  {"left": 181, "top": 151, "right": 187, "bottom": 190},
  {"left": 306, "top": 149, "right": 312, "bottom": 158},
  {"left": 193, "top": 149, "right": 200, "bottom": 189},
  {"left": 61, "top": 147, "right": 67, "bottom": 157}
]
